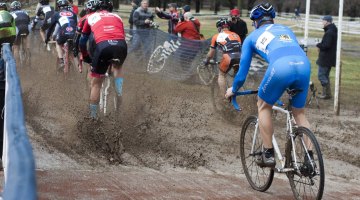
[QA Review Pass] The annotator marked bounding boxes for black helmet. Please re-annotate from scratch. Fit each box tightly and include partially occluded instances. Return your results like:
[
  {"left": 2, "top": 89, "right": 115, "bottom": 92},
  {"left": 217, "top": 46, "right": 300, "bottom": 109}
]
[
  {"left": 57, "top": 0, "right": 69, "bottom": 9},
  {"left": 216, "top": 18, "right": 230, "bottom": 29},
  {"left": 39, "top": 0, "right": 49, "bottom": 5},
  {"left": 86, "top": 0, "right": 98, "bottom": 12},
  {"left": 10, "top": 1, "right": 21, "bottom": 11},
  {"left": 97, "top": 0, "right": 113, "bottom": 12},
  {"left": 250, "top": 2, "right": 276, "bottom": 20},
  {"left": 0, "top": 2, "right": 7, "bottom": 11}
]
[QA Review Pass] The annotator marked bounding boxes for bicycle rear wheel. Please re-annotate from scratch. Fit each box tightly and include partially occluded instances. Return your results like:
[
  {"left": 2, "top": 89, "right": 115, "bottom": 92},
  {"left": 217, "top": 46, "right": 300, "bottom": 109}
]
[
  {"left": 285, "top": 127, "right": 325, "bottom": 200},
  {"left": 240, "top": 116, "right": 274, "bottom": 192}
]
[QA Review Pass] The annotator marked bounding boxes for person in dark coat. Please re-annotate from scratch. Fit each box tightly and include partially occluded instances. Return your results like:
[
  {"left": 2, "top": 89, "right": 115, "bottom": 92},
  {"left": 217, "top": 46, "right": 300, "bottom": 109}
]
[
  {"left": 228, "top": 8, "right": 248, "bottom": 42},
  {"left": 155, "top": 3, "right": 179, "bottom": 35},
  {"left": 316, "top": 15, "right": 337, "bottom": 99},
  {"left": 129, "top": 0, "right": 139, "bottom": 30}
]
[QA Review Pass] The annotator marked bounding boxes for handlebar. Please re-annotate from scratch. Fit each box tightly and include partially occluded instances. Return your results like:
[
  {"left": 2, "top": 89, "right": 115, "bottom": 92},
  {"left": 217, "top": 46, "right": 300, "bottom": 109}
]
[{"left": 231, "top": 90, "right": 258, "bottom": 111}]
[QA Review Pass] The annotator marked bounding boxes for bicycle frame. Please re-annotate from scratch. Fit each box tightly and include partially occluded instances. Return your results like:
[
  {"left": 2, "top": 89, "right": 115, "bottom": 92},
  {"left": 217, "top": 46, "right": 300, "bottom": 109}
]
[{"left": 233, "top": 90, "right": 306, "bottom": 173}]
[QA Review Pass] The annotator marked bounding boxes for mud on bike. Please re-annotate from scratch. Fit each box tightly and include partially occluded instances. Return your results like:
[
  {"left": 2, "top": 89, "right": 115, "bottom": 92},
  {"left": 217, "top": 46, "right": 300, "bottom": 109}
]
[
  {"left": 232, "top": 89, "right": 325, "bottom": 200},
  {"left": 99, "top": 59, "right": 123, "bottom": 117},
  {"left": 18, "top": 33, "right": 31, "bottom": 66},
  {"left": 47, "top": 39, "right": 79, "bottom": 75}
]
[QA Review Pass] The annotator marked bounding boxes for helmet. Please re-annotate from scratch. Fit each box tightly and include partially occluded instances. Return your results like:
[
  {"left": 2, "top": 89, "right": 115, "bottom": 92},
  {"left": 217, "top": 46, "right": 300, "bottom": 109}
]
[
  {"left": 97, "top": 0, "right": 113, "bottom": 12},
  {"left": 86, "top": 0, "right": 98, "bottom": 12},
  {"left": 39, "top": 0, "right": 49, "bottom": 5},
  {"left": 250, "top": 2, "right": 276, "bottom": 20},
  {"left": 216, "top": 18, "right": 230, "bottom": 29},
  {"left": 230, "top": 8, "right": 240, "bottom": 17},
  {"left": 57, "top": 0, "right": 69, "bottom": 9},
  {"left": 10, "top": 1, "right": 21, "bottom": 11},
  {"left": 0, "top": 2, "right": 7, "bottom": 11}
]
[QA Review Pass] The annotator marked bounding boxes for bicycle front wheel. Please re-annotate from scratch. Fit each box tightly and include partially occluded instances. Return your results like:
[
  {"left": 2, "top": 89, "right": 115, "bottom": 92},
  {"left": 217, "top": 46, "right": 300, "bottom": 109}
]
[
  {"left": 285, "top": 127, "right": 325, "bottom": 200},
  {"left": 240, "top": 116, "right": 274, "bottom": 192},
  {"left": 197, "top": 63, "right": 216, "bottom": 86}
]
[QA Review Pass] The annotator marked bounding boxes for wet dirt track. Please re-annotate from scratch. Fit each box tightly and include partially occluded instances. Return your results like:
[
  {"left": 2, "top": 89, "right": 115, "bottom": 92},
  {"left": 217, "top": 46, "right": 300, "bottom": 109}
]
[{"left": 2, "top": 33, "right": 360, "bottom": 199}]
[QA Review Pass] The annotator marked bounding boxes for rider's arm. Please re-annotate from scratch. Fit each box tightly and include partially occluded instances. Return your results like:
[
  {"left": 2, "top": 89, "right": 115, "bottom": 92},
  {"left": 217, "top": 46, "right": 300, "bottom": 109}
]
[
  {"left": 316, "top": 31, "right": 334, "bottom": 51},
  {"left": 79, "top": 18, "right": 91, "bottom": 55},
  {"left": 232, "top": 37, "right": 253, "bottom": 93},
  {"left": 45, "top": 14, "right": 57, "bottom": 42},
  {"left": 156, "top": 11, "right": 171, "bottom": 20}
]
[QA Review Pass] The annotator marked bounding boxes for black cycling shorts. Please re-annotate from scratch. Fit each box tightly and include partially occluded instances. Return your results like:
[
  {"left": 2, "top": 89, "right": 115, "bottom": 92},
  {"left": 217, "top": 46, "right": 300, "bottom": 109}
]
[
  {"left": 56, "top": 33, "right": 75, "bottom": 45},
  {"left": 14, "top": 25, "right": 30, "bottom": 46},
  {"left": 91, "top": 40, "right": 127, "bottom": 76}
]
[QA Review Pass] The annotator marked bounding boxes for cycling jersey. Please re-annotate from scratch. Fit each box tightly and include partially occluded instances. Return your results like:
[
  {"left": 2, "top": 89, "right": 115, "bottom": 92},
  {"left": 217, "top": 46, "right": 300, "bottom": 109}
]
[
  {"left": 232, "top": 24, "right": 310, "bottom": 108},
  {"left": 0, "top": 10, "right": 16, "bottom": 41},
  {"left": 210, "top": 30, "right": 241, "bottom": 73},
  {"left": 82, "top": 10, "right": 125, "bottom": 44},
  {"left": 210, "top": 30, "right": 241, "bottom": 53},
  {"left": 46, "top": 9, "right": 77, "bottom": 44},
  {"left": 11, "top": 10, "right": 30, "bottom": 35},
  {"left": 35, "top": 5, "right": 55, "bottom": 30}
]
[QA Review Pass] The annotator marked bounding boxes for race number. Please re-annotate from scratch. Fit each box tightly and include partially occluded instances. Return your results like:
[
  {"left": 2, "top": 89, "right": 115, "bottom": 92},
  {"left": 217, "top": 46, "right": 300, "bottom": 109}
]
[
  {"left": 43, "top": 6, "right": 51, "bottom": 13},
  {"left": 255, "top": 31, "right": 275, "bottom": 54},
  {"left": 59, "top": 16, "right": 69, "bottom": 26}
]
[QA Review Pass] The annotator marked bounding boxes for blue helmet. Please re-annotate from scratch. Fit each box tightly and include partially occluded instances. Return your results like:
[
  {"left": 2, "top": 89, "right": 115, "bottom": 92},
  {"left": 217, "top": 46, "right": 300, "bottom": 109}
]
[{"left": 250, "top": 2, "right": 276, "bottom": 20}]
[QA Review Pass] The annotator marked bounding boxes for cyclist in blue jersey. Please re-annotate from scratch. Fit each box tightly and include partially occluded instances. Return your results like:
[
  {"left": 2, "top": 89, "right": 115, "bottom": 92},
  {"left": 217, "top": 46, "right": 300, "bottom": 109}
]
[{"left": 225, "top": 2, "right": 311, "bottom": 168}]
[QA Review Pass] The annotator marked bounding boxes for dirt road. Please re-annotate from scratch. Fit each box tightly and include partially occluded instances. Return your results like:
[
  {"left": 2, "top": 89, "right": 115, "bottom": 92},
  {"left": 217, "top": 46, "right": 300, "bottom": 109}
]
[{"left": 5, "top": 35, "right": 360, "bottom": 199}]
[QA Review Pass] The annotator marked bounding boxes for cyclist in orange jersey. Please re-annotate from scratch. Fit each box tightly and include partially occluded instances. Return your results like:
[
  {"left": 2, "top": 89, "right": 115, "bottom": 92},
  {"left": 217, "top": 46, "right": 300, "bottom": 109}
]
[{"left": 203, "top": 18, "right": 242, "bottom": 97}]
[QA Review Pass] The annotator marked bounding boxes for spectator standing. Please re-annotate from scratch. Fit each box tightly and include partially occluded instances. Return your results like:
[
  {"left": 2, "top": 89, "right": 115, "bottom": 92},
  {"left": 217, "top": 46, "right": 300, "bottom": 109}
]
[
  {"left": 316, "top": 15, "right": 337, "bottom": 100},
  {"left": 174, "top": 12, "right": 201, "bottom": 71},
  {"left": 155, "top": 3, "right": 178, "bottom": 35},
  {"left": 128, "top": 0, "right": 155, "bottom": 59},
  {"left": 129, "top": 0, "right": 139, "bottom": 30},
  {"left": 228, "top": 8, "right": 248, "bottom": 42}
]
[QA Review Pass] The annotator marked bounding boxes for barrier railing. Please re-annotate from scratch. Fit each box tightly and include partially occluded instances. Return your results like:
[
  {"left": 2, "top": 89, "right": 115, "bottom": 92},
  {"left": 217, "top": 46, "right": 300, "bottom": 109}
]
[{"left": 1, "top": 43, "right": 37, "bottom": 199}]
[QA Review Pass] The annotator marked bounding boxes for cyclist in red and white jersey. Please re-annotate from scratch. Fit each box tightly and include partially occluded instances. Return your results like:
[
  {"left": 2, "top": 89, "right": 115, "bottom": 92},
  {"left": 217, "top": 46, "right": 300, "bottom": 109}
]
[{"left": 80, "top": 0, "right": 127, "bottom": 119}]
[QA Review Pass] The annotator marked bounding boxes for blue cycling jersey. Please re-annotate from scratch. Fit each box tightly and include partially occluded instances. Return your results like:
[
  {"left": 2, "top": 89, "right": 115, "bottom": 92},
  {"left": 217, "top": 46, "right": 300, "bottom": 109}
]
[{"left": 232, "top": 24, "right": 311, "bottom": 108}]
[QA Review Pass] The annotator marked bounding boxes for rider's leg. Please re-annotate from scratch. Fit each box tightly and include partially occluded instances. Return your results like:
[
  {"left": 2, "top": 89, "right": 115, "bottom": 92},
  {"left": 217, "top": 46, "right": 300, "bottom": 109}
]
[
  {"left": 40, "top": 29, "right": 46, "bottom": 43},
  {"left": 114, "top": 66, "right": 124, "bottom": 96},
  {"left": 89, "top": 76, "right": 104, "bottom": 118},
  {"left": 56, "top": 43, "right": 64, "bottom": 63},
  {"left": 218, "top": 71, "right": 226, "bottom": 98},
  {"left": 293, "top": 108, "right": 313, "bottom": 150},
  {"left": 257, "top": 98, "right": 274, "bottom": 149}
]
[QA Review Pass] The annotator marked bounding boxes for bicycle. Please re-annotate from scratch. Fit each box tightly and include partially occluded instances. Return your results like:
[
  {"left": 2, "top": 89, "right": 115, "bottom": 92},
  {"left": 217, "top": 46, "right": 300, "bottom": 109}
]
[
  {"left": 232, "top": 89, "right": 325, "bottom": 199},
  {"left": 99, "top": 60, "right": 122, "bottom": 117},
  {"left": 48, "top": 39, "right": 79, "bottom": 75},
  {"left": 18, "top": 33, "right": 31, "bottom": 66},
  {"left": 147, "top": 39, "right": 181, "bottom": 73}
]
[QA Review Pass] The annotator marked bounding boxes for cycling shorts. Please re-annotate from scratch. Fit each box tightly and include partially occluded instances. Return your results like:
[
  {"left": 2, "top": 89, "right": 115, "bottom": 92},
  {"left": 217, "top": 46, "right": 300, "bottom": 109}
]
[
  {"left": 258, "top": 55, "right": 311, "bottom": 108},
  {"left": 14, "top": 25, "right": 30, "bottom": 46},
  {"left": 219, "top": 52, "right": 240, "bottom": 73},
  {"left": 90, "top": 40, "right": 127, "bottom": 77},
  {"left": 56, "top": 33, "right": 75, "bottom": 45},
  {"left": 40, "top": 22, "right": 50, "bottom": 31}
]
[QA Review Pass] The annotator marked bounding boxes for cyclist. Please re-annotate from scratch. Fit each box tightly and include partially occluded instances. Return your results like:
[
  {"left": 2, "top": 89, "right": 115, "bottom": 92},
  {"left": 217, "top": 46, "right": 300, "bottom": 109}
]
[
  {"left": 0, "top": 2, "right": 16, "bottom": 170},
  {"left": 203, "top": 18, "right": 241, "bottom": 99},
  {"left": 10, "top": 1, "right": 31, "bottom": 59},
  {"left": 32, "top": 0, "right": 55, "bottom": 43},
  {"left": 80, "top": 0, "right": 127, "bottom": 119},
  {"left": 73, "top": 0, "right": 97, "bottom": 60},
  {"left": 45, "top": 0, "right": 77, "bottom": 69},
  {"left": 68, "top": 0, "right": 79, "bottom": 15},
  {"left": 225, "top": 3, "right": 311, "bottom": 168}
]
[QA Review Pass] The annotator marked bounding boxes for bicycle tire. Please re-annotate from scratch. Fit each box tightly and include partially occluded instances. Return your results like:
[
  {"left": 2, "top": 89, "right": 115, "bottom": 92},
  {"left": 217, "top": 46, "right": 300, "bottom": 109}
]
[
  {"left": 147, "top": 46, "right": 166, "bottom": 73},
  {"left": 240, "top": 116, "right": 274, "bottom": 192},
  {"left": 197, "top": 62, "right": 216, "bottom": 86},
  {"left": 99, "top": 76, "right": 120, "bottom": 117},
  {"left": 285, "top": 126, "right": 325, "bottom": 200}
]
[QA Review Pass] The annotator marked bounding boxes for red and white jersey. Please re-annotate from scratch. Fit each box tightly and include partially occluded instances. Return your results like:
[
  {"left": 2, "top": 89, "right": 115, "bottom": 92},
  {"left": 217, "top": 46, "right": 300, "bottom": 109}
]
[
  {"left": 77, "top": 13, "right": 91, "bottom": 31},
  {"left": 82, "top": 10, "right": 125, "bottom": 44}
]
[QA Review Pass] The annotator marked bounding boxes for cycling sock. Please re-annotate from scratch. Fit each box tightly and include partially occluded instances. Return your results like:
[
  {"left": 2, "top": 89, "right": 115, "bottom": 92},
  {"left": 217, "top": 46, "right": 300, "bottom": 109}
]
[
  {"left": 90, "top": 104, "right": 98, "bottom": 119},
  {"left": 264, "top": 148, "right": 274, "bottom": 158},
  {"left": 115, "top": 77, "right": 124, "bottom": 96}
]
